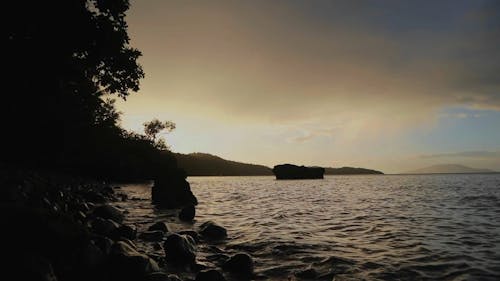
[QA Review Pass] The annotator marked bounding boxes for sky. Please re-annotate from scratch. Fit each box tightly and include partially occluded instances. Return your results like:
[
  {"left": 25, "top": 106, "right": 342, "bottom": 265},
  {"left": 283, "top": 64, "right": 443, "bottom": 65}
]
[{"left": 116, "top": 0, "right": 500, "bottom": 173}]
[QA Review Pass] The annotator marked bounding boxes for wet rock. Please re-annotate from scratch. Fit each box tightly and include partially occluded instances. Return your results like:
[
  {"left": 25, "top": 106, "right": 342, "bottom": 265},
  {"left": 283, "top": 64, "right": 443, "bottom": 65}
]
[
  {"left": 109, "top": 241, "right": 160, "bottom": 281},
  {"left": 113, "top": 224, "right": 137, "bottom": 240},
  {"left": 83, "top": 190, "right": 106, "bottom": 203},
  {"left": 92, "top": 205, "right": 124, "bottom": 223},
  {"left": 91, "top": 217, "right": 120, "bottom": 236},
  {"left": 164, "top": 233, "right": 196, "bottom": 264},
  {"left": 139, "top": 230, "right": 165, "bottom": 242},
  {"left": 179, "top": 204, "right": 195, "bottom": 221},
  {"left": 153, "top": 242, "right": 163, "bottom": 250},
  {"left": 18, "top": 255, "right": 59, "bottom": 281},
  {"left": 294, "top": 267, "right": 317, "bottom": 279},
  {"left": 199, "top": 221, "right": 227, "bottom": 240},
  {"left": 223, "top": 253, "right": 254, "bottom": 277},
  {"left": 80, "top": 241, "right": 107, "bottom": 269},
  {"left": 177, "top": 230, "right": 200, "bottom": 242},
  {"left": 148, "top": 221, "right": 170, "bottom": 233},
  {"left": 145, "top": 272, "right": 183, "bottom": 281},
  {"left": 118, "top": 238, "right": 138, "bottom": 250},
  {"left": 195, "top": 269, "right": 226, "bottom": 281},
  {"left": 92, "top": 236, "right": 114, "bottom": 255},
  {"left": 151, "top": 170, "right": 198, "bottom": 209},
  {"left": 167, "top": 274, "right": 183, "bottom": 281}
]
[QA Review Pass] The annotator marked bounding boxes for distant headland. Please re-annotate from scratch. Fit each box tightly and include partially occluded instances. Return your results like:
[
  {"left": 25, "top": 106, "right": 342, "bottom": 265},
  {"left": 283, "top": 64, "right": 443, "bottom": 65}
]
[
  {"left": 174, "top": 152, "right": 384, "bottom": 177},
  {"left": 403, "top": 164, "right": 498, "bottom": 174}
]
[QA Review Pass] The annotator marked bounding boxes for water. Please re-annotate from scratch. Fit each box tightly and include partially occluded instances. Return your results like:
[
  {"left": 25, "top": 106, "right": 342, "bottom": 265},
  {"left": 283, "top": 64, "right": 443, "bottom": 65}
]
[{"left": 115, "top": 174, "right": 500, "bottom": 280}]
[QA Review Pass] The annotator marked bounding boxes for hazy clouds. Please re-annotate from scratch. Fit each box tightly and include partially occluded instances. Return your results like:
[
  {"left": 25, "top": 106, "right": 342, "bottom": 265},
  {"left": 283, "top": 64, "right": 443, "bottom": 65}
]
[{"left": 117, "top": 0, "right": 500, "bottom": 171}]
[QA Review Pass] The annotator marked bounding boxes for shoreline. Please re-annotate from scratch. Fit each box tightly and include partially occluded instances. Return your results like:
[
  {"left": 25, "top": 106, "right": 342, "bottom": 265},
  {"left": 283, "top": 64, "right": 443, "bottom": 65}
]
[{"left": 1, "top": 168, "right": 254, "bottom": 281}]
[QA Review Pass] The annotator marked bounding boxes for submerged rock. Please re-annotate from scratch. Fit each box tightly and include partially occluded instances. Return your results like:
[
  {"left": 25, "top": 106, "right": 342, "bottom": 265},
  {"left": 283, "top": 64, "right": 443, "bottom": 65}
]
[
  {"left": 148, "top": 221, "right": 170, "bottom": 233},
  {"left": 195, "top": 269, "right": 226, "bottom": 281},
  {"left": 223, "top": 253, "right": 254, "bottom": 277},
  {"left": 179, "top": 204, "right": 196, "bottom": 221},
  {"left": 199, "top": 221, "right": 227, "bottom": 241},
  {"left": 163, "top": 233, "right": 197, "bottom": 264}
]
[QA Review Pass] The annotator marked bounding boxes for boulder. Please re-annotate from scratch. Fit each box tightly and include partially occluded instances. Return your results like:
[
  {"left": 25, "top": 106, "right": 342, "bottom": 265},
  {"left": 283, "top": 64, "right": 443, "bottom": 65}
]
[
  {"left": 163, "top": 233, "right": 196, "bottom": 264},
  {"left": 148, "top": 221, "right": 170, "bottom": 233},
  {"left": 151, "top": 169, "right": 198, "bottom": 209},
  {"left": 80, "top": 241, "right": 107, "bottom": 270},
  {"left": 108, "top": 241, "right": 160, "bottom": 281},
  {"left": 91, "top": 205, "right": 124, "bottom": 223},
  {"left": 90, "top": 218, "right": 120, "bottom": 237},
  {"left": 294, "top": 268, "right": 317, "bottom": 279},
  {"left": 199, "top": 221, "right": 227, "bottom": 241},
  {"left": 139, "top": 230, "right": 165, "bottom": 242},
  {"left": 195, "top": 269, "right": 226, "bottom": 281},
  {"left": 145, "top": 272, "right": 182, "bottom": 281},
  {"left": 113, "top": 224, "right": 137, "bottom": 240},
  {"left": 178, "top": 205, "right": 195, "bottom": 221},
  {"left": 223, "top": 253, "right": 254, "bottom": 277},
  {"left": 177, "top": 230, "right": 200, "bottom": 242}
]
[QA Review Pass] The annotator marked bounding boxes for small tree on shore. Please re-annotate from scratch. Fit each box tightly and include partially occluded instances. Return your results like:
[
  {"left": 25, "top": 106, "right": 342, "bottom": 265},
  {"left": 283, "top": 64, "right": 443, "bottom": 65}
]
[{"left": 143, "top": 119, "right": 176, "bottom": 150}]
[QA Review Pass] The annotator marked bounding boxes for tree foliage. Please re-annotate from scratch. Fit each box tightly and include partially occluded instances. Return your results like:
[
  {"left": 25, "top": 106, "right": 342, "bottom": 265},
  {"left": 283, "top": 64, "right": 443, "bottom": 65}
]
[
  {"left": 2, "top": 0, "right": 177, "bottom": 180},
  {"left": 143, "top": 119, "right": 176, "bottom": 150}
]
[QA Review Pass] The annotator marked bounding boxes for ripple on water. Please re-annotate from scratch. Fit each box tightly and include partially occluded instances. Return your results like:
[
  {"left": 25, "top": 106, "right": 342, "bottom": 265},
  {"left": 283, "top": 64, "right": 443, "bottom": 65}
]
[{"left": 116, "top": 174, "right": 500, "bottom": 280}]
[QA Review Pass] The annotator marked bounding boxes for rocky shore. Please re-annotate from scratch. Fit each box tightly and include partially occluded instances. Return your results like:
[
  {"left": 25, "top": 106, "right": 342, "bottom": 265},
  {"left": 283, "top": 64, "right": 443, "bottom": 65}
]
[{"left": 0, "top": 168, "right": 254, "bottom": 281}]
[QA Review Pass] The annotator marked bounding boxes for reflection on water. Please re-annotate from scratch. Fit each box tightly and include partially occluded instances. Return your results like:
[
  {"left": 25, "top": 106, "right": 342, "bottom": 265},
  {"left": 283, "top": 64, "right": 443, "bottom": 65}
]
[{"left": 115, "top": 174, "right": 500, "bottom": 280}]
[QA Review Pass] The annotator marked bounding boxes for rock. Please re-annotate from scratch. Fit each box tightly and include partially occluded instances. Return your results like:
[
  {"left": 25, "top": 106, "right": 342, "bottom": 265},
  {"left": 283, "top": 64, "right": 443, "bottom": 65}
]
[
  {"left": 199, "top": 221, "right": 227, "bottom": 240},
  {"left": 164, "top": 233, "right": 196, "bottom": 264},
  {"left": 92, "top": 236, "right": 114, "bottom": 255},
  {"left": 177, "top": 230, "right": 199, "bottom": 242},
  {"left": 90, "top": 217, "right": 120, "bottom": 236},
  {"left": 179, "top": 204, "right": 196, "bottom": 221},
  {"left": 83, "top": 190, "right": 107, "bottom": 203},
  {"left": 109, "top": 241, "right": 160, "bottom": 281},
  {"left": 145, "top": 272, "right": 182, "bottom": 281},
  {"left": 167, "top": 274, "right": 183, "bottom": 281},
  {"left": 148, "top": 221, "right": 170, "bottom": 233},
  {"left": 80, "top": 241, "right": 107, "bottom": 269},
  {"left": 118, "top": 238, "right": 138, "bottom": 250},
  {"left": 92, "top": 205, "right": 124, "bottom": 223},
  {"left": 19, "top": 255, "right": 59, "bottom": 281},
  {"left": 223, "top": 253, "right": 254, "bottom": 277},
  {"left": 139, "top": 230, "right": 165, "bottom": 242},
  {"left": 195, "top": 269, "right": 226, "bottom": 281},
  {"left": 113, "top": 224, "right": 137, "bottom": 240},
  {"left": 272, "top": 164, "right": 325, "bottom": 180},
  {"left": 294, "top": 268, "right": 317, "bottom": 279},
  {"left": 151, "top": 169, "right": 198, "bottom": 209}
]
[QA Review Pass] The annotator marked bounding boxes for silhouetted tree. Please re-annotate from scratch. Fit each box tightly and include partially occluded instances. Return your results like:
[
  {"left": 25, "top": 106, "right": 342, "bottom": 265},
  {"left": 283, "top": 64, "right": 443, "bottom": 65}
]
[
  {"left": 143, "top": 119, "right": 176, "bottom": 150},
  {"left": 3, "top": 0, "right": 144, "bottom": 169}
]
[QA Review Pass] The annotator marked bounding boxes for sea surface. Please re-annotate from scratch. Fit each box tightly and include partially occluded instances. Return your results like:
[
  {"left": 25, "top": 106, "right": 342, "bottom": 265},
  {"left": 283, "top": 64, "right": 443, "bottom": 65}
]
[{"left": 114, "top": 174, "right": 500, "bottom": 280}]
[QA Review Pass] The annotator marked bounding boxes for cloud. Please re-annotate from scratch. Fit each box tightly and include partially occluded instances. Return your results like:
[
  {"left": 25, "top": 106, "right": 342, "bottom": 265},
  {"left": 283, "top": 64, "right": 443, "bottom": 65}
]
[
  {"left": 420, "top": 150, "right": 500, "bottom": 159},
  {"left": 121, "top": 0, "right": 500, "bottom": 143}
]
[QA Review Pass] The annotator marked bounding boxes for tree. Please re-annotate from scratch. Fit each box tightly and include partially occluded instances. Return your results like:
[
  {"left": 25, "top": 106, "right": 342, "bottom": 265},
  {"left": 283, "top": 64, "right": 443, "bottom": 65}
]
[
  {"left": 3, "top": 0, "right": 144, "bottom": 167},
  {"left": 143, "top": 119, "right": 176, "bottom": 150}
]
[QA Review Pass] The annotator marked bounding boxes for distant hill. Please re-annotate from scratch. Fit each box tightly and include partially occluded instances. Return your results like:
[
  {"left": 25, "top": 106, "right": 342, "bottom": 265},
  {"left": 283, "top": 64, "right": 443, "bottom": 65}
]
[
  {"left": 174, "top": 153, "right": 273, "bottom": 176},
  {"left": 404, "top": 164, "right": 496, "bottom": 174},
  {"left": 324, "top": 167, "right": 384, "bottom": 175}
]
